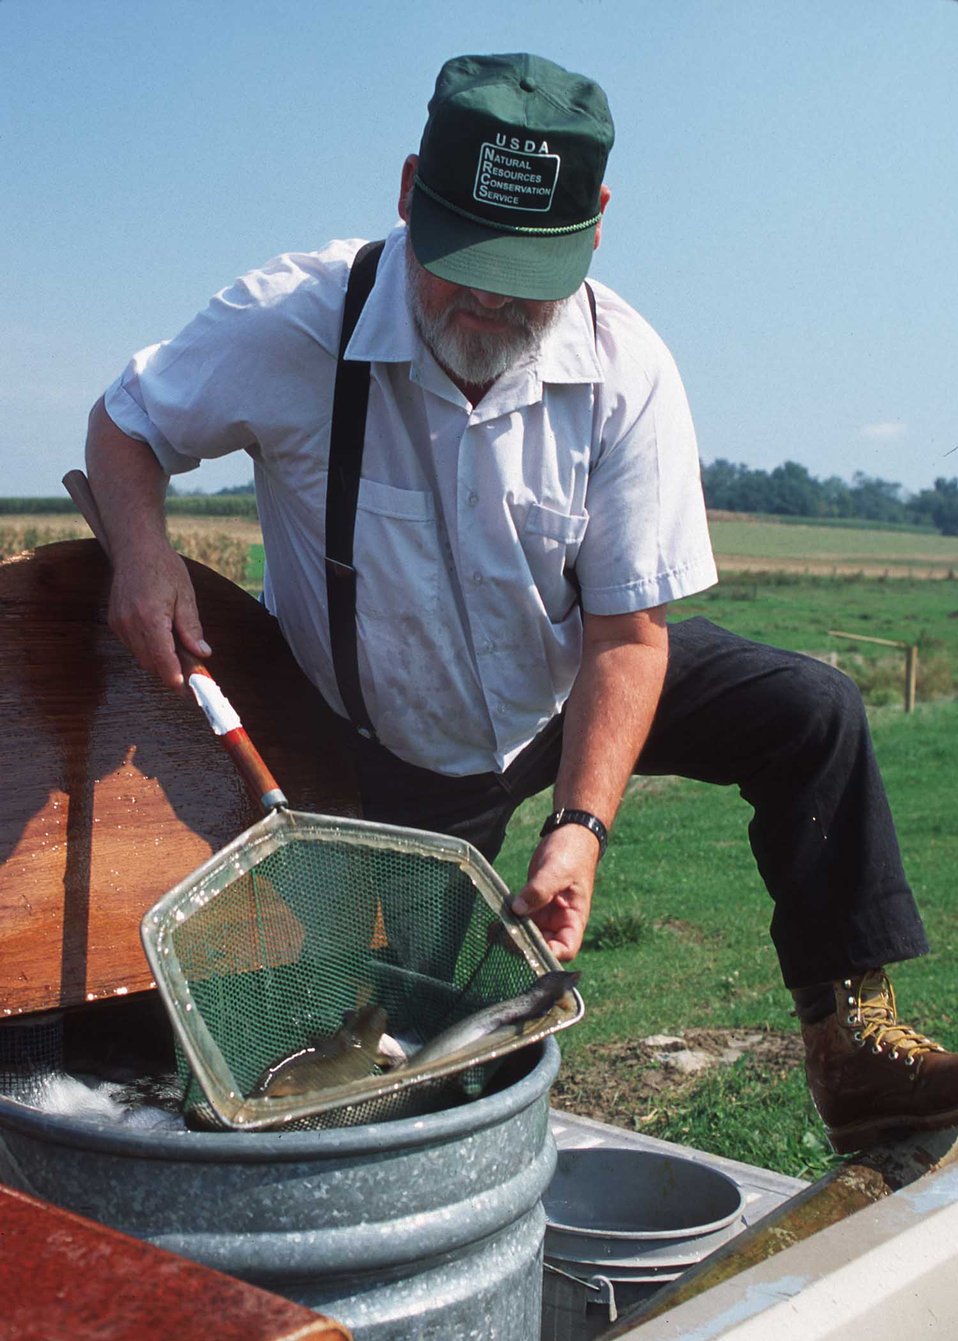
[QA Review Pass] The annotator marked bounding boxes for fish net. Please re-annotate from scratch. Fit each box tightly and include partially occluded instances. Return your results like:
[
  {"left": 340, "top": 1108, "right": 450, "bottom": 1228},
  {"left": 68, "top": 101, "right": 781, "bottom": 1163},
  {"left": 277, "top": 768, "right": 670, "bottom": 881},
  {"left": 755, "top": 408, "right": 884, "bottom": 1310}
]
[
  {"left": 141, "top": 808, "right": 582, "bottom": 1131},
  {"left": 0, "top": 1013, "right": 64, "bottom": 1105}
]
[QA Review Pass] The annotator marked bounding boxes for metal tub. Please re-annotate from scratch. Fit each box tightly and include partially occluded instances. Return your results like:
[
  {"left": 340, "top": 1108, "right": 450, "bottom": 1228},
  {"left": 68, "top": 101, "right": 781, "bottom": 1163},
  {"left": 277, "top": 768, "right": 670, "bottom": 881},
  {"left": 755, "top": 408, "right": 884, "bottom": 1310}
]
[{"left": 0, "top": 1038, "right": 560, "bottom": 1340}]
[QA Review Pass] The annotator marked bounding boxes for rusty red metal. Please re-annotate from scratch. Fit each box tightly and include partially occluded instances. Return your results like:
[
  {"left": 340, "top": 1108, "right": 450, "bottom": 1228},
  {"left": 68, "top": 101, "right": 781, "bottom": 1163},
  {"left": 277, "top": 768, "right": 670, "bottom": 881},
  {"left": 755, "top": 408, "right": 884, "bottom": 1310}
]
[{"left": 0, "top": 1182, "right": 351, "bottom": 1340}]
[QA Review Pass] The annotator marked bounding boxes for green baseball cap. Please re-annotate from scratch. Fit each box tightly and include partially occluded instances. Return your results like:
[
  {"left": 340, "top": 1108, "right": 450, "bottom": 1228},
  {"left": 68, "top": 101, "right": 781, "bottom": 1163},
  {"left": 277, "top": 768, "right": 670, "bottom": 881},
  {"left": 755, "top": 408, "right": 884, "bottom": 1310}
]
[{"left": 408, "top": 53, "right": 615, "bottom": 301}]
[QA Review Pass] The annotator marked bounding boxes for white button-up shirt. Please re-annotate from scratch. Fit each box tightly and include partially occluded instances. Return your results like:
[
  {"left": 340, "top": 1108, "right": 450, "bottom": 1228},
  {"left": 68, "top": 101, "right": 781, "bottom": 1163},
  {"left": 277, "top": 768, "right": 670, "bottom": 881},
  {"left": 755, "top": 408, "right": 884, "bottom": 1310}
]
[{"left": 105, "top": 225, "right": 717, "bottom": 774}]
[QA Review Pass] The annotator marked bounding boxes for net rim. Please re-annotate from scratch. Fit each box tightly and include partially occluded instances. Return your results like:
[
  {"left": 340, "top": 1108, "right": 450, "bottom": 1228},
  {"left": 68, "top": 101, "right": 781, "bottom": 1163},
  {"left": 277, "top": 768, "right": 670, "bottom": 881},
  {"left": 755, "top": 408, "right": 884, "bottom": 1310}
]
[{"left": 140, "top": 809, "right": 582, "bottom": 1131}]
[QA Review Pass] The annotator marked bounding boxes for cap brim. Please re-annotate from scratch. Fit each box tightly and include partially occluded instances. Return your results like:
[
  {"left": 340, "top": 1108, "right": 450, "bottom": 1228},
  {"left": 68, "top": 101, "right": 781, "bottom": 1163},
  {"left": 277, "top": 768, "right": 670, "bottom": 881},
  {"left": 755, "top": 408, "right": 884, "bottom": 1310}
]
[{"left": 408, "top": 187, "right": 595, "bottom": 302}]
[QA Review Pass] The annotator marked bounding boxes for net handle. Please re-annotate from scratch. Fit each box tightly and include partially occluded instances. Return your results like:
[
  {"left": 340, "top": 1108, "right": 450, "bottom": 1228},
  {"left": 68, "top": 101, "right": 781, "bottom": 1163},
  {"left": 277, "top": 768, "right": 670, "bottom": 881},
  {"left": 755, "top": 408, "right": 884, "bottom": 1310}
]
[{"left": 63, "top": 468, "right": 288, "bottom": 811}]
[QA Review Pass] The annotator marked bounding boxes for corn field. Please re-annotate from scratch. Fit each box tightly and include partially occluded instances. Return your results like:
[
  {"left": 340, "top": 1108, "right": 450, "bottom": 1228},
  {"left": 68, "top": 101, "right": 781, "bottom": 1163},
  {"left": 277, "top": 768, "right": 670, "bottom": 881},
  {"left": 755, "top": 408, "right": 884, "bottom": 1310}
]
[
  {"left": 0, "top": 523, "right": 256, "bottom": 587},
  {"left": 0, "top": 524, "right": 89, "bottom": 558},
  {"left": 169, "top": 531, "right": 251, "bottom": 585}
]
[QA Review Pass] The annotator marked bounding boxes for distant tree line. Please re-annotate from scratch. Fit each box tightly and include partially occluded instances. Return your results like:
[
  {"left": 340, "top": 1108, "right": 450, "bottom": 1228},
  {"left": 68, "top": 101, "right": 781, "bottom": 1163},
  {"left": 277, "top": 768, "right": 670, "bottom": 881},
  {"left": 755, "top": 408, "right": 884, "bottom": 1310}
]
[
  {"left": 7, "top": 468, "right": 958, "bottom": 533},
  {"left": 701, "top": 460, "right": 958, "bottom": 536},
  {"left": 166, "top": 494, "right": 257, "bottom": 517},
  {"left": 164, "top": 481, "right": 258, "bottom": 516},
  {"left": 0, "top": 488, "right": 258, "bottom": 519},
  {"left": 198, "top": 468, "right": 958, "bottom": 535}
]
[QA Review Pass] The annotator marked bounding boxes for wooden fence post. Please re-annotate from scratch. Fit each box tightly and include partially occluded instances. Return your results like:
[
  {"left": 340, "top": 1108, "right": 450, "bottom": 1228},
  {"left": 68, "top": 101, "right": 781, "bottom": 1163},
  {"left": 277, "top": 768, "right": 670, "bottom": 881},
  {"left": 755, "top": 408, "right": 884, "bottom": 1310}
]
[
  {"left": 905, "top": 643, "right": 919, "bottom": 713},
  {"left": 827, "top": 630, "right": 918, "bottom": 714}
]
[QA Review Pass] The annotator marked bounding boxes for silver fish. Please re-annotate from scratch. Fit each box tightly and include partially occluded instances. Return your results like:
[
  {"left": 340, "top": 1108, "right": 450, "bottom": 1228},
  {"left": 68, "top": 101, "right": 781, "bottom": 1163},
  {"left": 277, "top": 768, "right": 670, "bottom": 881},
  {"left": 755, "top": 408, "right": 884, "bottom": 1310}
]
[
  {"left": 410, "top": 970, "right": 580, "bottom": 1069},
  {"left": 252, "top": 1003, "right": 391, "bottom": 1098}
]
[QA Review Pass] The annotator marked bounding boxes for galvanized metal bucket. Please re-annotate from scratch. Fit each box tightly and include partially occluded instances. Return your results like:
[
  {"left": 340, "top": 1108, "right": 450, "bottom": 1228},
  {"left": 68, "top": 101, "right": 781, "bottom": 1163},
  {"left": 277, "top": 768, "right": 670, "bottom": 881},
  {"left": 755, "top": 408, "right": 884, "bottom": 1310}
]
[
  {"left": 541, "top": 1144, "right": 745, "bottom": 1339},
  {"left": 0, "top": 1038, "right": 559, "bottom": 1340}
]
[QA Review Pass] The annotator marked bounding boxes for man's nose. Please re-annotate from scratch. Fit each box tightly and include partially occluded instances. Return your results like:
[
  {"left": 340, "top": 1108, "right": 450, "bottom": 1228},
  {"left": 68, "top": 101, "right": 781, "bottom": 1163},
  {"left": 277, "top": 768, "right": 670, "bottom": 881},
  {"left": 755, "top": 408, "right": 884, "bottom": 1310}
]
[{"left": 468, "top": 289, "right": 511, "bottom": 309}]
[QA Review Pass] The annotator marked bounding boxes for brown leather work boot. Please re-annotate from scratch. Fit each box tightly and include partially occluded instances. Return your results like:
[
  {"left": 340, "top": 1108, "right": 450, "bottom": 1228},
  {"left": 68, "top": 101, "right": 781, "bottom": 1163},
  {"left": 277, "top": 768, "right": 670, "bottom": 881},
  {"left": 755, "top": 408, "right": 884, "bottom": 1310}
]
[{"left": 801, "top": 969, "right": 958, "bottom": 1154}]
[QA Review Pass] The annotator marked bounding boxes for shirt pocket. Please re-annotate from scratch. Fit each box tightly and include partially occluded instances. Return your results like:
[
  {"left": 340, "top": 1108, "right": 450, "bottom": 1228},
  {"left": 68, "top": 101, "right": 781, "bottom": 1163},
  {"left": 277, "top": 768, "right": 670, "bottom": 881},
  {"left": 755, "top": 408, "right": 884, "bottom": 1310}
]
[
  {"left": 519, "top": 502, "right": 590, "bottom": 622},
  {"left": 353, "top": 477, "right": 440, "bottom": 617}
]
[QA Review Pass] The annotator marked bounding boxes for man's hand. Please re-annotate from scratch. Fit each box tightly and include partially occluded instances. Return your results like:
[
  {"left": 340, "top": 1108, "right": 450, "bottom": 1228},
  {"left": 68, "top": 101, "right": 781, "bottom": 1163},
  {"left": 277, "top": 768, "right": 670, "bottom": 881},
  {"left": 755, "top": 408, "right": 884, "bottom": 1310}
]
[
  {"left": 107, "top": 543, "right": 211, "bottom": 690},
  {"left": 511, "top": 823, "right": 601, "bottom": 961}
]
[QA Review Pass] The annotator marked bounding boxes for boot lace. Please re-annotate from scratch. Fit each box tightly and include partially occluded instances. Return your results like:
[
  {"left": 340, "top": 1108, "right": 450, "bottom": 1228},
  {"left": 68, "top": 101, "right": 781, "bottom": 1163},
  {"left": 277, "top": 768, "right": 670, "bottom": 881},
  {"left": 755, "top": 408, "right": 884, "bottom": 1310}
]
[{"left": 844, "top": 969, "right": 946, "bottom": 1064}]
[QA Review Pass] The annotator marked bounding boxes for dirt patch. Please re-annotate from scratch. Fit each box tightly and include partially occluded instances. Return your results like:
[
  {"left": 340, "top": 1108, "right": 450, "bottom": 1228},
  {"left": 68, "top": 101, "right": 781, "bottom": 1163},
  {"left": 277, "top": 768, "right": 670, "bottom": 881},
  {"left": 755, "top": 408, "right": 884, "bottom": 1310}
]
[
  {"left": 656, "top": 917, "right": 709, "bottom": 945},
  {"left": 553, "top": 1027, "right": 804, "bottom": 1131}
]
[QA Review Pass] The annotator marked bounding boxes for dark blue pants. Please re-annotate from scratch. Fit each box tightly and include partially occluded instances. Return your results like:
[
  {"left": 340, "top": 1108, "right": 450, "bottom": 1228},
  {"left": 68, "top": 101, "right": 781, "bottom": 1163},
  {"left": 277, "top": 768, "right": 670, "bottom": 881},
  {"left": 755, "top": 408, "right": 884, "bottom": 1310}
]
[{"left": 345, "top": 618, "right": 928, "bottom": 988}]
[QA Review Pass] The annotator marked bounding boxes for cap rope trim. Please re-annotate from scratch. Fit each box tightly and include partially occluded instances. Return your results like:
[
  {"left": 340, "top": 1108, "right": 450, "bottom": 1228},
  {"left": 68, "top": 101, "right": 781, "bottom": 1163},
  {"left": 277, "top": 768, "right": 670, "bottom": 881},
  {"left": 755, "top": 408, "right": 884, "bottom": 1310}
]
[{"left": 414, "top": 175, "right": 600, "bottom": 237}]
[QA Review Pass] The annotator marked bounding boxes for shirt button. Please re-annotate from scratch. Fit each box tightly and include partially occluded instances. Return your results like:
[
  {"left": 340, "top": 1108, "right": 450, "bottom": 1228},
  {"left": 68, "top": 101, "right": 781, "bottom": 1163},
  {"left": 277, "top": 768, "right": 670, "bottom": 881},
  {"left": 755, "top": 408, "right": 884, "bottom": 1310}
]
[
  {"left": 467, "top": 491, "right": 479, "bottom": 507},
  {"left": 472, "top": 571, "right": 483, "bottom": 584}
]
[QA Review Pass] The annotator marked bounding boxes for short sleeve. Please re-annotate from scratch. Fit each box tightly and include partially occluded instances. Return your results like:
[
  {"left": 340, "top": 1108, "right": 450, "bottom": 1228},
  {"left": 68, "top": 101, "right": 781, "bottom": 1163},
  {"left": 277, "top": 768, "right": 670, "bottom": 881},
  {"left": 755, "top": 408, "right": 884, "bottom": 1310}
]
[
  {"left": 103, "top": 244, "right": 359, "bottom": 475},
  {"left": 574, "top": 284, "right": 718, "bottom": 613}
]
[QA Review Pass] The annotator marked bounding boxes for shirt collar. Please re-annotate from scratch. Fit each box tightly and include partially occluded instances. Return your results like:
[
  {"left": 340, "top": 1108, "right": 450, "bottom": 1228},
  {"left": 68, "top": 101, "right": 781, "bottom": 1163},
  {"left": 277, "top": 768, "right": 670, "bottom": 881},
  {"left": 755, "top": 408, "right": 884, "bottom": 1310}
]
[
  {"left": 345, "top": 222, "right": 604, "bottom": 393},
  {"left": 344, "top": 225, "right": 418, "bottom": 364}
]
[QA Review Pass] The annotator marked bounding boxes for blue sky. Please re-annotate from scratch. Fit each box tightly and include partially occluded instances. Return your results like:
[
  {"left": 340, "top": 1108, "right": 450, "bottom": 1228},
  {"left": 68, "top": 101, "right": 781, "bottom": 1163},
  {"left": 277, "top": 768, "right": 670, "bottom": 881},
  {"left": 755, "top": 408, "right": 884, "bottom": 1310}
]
[{"left": 2, "top": 0, "right": 956, "bottom": 497}]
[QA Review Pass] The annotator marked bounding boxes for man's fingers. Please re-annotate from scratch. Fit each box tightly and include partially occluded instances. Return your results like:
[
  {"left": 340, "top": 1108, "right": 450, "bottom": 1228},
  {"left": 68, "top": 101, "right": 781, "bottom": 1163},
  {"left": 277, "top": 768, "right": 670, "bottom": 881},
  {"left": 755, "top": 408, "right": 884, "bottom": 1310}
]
[
  {"left": 173, "top": 603, "right": 212, "bottom": 662},
  {"left": 509, "top": 829, "right": 598, "bottom": 961},
  {"left": 106, "top": 550, "right": 208, "bottom": 691},
  {"left": 544, "top": 933, "right": 578, "bottom": 964},
  {"left": 514, "top": 896, "right": 586, "bottom": 962},
  {"left": 113, "top": 610, "right": 185, "bottom": 690},
  {"left": 509, "top": 889, "right": 538, "bottom": 918},
  {"left": 154, "top": 645, "right": 189, "bottom": 691}
]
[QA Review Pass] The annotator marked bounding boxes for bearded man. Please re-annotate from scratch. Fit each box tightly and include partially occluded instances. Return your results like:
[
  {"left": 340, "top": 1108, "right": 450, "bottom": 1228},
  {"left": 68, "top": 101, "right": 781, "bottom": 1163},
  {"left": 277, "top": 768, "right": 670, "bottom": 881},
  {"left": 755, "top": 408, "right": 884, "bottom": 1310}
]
[{"left": 85, "top": 51, "right": 958, "bottom": 1155}]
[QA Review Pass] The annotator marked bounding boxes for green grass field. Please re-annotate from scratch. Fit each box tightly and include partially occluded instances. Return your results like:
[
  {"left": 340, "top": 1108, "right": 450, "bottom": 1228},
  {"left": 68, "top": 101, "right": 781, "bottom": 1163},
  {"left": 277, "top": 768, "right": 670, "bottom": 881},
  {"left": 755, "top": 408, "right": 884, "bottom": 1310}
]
[
  {"left": 709, "top": 516, "right": 958, "bottom": 575},
  {"left": 678, "top": 573, "right": 958, "bottom": 651},
  {"left": 674, "top": 575, "right": 958, "bottom": 704}
]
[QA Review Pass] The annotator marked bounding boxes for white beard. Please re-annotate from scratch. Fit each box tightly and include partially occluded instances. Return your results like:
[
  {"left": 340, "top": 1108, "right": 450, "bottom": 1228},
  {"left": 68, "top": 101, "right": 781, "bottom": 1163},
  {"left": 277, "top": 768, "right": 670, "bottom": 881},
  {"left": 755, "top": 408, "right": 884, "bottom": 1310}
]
[{"left": 405, "top": 244, "right": 564, "bottom": 387}]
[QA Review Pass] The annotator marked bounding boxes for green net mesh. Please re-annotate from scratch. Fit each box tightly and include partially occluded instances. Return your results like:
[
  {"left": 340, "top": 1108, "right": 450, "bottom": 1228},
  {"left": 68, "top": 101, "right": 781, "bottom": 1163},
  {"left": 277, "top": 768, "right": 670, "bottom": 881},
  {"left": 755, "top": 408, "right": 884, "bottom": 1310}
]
[
  {"left": 142, "top": 810, "right": 577, "bottom": 1131},
  {"left": 0, "top": 1013, "right": 64, "bottom": 1104}
]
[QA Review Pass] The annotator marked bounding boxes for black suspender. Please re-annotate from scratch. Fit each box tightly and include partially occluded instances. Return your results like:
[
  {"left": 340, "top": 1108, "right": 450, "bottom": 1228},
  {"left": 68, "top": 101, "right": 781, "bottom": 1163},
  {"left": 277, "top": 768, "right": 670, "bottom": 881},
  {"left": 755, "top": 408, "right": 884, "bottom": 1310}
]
[
  {"left": 585, "top": 281, "right": 597, "bottom": 339},
  {"left": 325, "top": 248, "right": 597, "bottom": 742},
  {"left": 324, "top": 239, "right": 385, "bottom": 739}
]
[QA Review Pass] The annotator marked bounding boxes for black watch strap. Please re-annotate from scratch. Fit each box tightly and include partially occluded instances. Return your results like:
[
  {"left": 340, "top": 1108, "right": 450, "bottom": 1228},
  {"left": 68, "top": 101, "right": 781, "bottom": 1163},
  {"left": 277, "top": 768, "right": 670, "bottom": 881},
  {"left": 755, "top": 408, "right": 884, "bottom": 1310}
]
[{"left": 540, "top": 808, "right": 609, "bottom": 858}]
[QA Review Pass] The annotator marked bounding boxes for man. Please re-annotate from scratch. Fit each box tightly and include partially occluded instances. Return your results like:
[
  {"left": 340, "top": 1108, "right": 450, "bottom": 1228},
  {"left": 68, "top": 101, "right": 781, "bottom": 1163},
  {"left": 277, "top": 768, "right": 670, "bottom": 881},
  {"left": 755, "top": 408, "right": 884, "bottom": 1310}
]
[{"left": 85, "top": 51, "right": 958, "bottom": 1155}]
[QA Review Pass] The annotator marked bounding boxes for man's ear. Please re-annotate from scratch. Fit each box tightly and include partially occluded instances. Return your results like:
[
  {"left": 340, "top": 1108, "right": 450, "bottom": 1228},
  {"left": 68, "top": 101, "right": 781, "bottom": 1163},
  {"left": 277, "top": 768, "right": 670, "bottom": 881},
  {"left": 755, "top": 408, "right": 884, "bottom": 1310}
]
[
  {"left": 398, "top": 154, "right": 418, "bottom": 222},
  {"left": 593, "top": 184, "right": 611, "bottom": 251}
]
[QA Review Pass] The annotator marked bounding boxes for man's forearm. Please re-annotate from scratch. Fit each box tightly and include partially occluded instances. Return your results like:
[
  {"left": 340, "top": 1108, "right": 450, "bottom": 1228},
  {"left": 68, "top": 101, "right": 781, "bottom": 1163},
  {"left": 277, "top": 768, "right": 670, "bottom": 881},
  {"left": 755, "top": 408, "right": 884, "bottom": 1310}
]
[
  {"left": 554, "top": 607, "right": 669, "bottom": 833},
  {"left": 84, "top": 397, "right": 209, "bottom": 687},
  {"left": 85, "top": 397, "right": 170, "bottom": 560},
  {"left": 512, "top": 606, "right": 668, "bottom": 959}
]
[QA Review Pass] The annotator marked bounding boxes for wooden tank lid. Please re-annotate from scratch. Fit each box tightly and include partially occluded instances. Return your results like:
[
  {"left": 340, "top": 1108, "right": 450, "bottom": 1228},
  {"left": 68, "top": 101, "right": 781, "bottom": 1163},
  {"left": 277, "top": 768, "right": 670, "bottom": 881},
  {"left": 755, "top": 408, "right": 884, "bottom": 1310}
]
[{"left": 0, "top": 540, "right": 359, "bottom": 1017}]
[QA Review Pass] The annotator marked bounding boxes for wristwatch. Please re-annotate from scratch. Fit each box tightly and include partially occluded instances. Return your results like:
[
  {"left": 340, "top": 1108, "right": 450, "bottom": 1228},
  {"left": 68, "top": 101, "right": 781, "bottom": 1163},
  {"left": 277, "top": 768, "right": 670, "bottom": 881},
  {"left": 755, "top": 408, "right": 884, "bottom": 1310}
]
[{"left": 539, "top": 808, "right": 609, "bottom": 859}]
